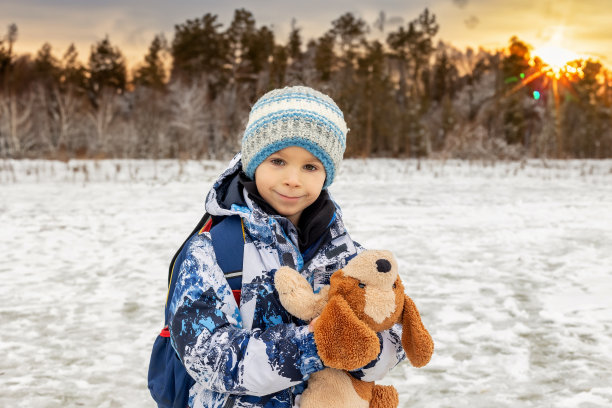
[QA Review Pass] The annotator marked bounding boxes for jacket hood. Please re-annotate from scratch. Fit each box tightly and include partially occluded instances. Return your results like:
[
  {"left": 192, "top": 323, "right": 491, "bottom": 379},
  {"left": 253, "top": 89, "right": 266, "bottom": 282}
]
[{"left": 205, "top": 153, "right": 248, "bottom": 217}]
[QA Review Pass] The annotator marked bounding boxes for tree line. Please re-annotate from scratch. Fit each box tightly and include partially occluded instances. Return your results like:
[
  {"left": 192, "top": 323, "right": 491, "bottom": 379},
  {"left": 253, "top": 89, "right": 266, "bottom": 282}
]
[{"left": 1, "top": 9, "right": 611, "bottom": 160}]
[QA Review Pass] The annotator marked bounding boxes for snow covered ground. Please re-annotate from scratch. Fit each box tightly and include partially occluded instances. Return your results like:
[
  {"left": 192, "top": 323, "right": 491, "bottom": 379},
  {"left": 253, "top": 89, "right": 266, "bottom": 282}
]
[{"left": 1, "top": 158, "right": 611, "bottom": 407}]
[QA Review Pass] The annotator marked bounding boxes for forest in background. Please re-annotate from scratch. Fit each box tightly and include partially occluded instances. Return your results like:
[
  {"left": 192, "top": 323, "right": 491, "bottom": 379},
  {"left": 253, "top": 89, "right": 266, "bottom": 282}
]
[{"left": 1, "top": 8, "right": 611, "bottom": 161}]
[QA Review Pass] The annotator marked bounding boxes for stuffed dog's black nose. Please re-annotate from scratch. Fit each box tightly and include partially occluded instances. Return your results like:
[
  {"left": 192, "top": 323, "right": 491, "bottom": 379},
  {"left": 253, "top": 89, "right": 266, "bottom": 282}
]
[{"left": 376, "top": 259, "right": 392, "bottom": 273}]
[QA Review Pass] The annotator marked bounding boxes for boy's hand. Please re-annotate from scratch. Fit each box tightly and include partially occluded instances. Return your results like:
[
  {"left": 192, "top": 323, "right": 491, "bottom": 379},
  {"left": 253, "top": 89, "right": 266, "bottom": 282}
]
[{"left": 308, "top": 317, "right": 319, "bottom": 332}]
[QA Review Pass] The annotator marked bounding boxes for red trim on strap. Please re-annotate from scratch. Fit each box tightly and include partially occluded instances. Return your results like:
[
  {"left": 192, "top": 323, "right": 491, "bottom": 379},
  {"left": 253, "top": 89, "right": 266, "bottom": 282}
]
[
  {"left": 160, "top": 326, "right": 170, "bottom": 338},
  {"left": 232, "top": 289, "right": 241, "bottom": 305},
  {"left": 198, "top": 218, "right": 213, "bottom": 235}
]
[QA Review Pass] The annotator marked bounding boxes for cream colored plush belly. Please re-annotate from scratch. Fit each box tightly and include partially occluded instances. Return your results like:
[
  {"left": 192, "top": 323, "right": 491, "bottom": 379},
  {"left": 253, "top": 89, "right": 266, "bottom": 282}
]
[{"left": 300, "top": 368, "right": 368, "bottom": 408}]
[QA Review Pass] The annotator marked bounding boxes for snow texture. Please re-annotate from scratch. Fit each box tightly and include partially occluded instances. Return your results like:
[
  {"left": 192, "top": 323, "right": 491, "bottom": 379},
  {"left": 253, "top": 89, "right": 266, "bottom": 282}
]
[{"left": 1, "top": 158, "right": 611, "bottom": 407}]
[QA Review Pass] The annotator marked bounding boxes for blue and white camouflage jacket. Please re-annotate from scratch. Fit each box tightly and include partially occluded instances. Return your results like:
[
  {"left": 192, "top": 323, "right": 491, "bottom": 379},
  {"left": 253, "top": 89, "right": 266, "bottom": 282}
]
[{"left": 168, "top": 154, "right": 406, "bottom": 408}]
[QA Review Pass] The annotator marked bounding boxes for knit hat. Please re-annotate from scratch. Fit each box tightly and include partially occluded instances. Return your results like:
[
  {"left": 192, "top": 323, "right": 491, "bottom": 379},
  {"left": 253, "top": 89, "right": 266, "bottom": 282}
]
[{"left": 241, "top": 86, "right": 348, "bottom": 189}]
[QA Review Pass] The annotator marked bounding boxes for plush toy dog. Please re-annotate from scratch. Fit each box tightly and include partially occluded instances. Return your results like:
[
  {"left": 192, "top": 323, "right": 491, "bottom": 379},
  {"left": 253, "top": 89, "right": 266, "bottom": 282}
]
[{"left": 274, "top": 250, "right": 434, "bottom": 408}]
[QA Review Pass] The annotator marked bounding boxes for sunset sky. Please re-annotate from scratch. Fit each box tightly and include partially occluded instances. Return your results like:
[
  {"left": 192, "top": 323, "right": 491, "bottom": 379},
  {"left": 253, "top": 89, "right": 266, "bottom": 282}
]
[{"left": 1, "top": 0, "right": 610, "bottom": 69}]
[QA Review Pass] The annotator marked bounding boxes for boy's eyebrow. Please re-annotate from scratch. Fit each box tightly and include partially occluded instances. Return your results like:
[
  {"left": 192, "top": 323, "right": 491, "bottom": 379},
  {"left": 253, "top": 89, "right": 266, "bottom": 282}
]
[{"left": 269, "top": 150, "right": 322, "bottom": 164}]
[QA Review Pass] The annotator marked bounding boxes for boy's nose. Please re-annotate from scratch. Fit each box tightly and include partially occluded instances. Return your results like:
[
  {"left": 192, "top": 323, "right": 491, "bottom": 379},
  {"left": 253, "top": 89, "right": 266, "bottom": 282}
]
[{"left": 283, "top": 169, "right": 301, "bottom": 187}]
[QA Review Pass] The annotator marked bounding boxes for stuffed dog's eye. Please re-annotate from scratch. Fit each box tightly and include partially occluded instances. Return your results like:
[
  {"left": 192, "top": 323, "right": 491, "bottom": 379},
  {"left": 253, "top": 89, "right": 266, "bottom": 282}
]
[
  {"left": 358, "top": 283, "right": 366, "bottom": 289},
  {"left": 392, "top": 283, "right": 397, "bottom": 289}
]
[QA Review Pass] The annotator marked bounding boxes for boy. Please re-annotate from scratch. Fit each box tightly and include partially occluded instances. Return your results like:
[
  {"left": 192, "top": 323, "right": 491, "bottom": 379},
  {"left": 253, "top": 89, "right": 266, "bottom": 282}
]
[{"left": 168, "top": 86, "right": 405, "bottom": 408}]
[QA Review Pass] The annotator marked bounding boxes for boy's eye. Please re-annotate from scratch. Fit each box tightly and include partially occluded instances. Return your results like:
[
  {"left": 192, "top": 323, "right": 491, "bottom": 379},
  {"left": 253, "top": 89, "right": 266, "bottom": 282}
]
[
  {"left": 304, "top": 164, "right": 318, "bottom": 171},
  {"left": 270, "top": 158, "right": 285, "bottom": 166}
]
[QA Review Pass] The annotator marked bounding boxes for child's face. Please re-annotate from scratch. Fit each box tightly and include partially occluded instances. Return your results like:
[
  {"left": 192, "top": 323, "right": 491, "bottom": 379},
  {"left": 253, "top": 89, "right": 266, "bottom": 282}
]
[{"left": 254, "top": 146, "right": 326, "bottom": 226}]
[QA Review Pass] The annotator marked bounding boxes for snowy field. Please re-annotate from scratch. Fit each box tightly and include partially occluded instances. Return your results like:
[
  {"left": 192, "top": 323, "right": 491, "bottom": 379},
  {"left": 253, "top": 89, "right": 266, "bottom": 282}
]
[{"left": 1, "top": 158, "right": 611, "bottom": 408}]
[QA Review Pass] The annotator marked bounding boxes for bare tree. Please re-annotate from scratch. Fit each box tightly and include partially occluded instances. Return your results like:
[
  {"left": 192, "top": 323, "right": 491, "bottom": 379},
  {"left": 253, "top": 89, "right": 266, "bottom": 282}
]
[
  {"left": 0, "top": 90, "right": 34, "bottom": 157},
  {"left": 86, "top": 89, "right": 119, "bottom": 156},
  {"left": 167, "top": 78, "right": 211, "bottom": 158}
]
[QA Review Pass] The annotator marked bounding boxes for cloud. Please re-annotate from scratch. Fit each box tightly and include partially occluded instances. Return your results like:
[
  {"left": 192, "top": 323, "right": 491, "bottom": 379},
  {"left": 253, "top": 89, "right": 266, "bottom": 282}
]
[
  {"left": 464, "top": 15, "right": 479, "bottom": 29},
  {"left": 452, "top": 0, "right": 469, "bottom": 8}
]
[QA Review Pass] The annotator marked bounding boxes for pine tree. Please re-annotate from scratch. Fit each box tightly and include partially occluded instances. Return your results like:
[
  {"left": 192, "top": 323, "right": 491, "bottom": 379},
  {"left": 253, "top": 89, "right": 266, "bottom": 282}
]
[
  {"left": 314, "top": 33, "right": 335, "bottom": 81},
  {"left": 0, "top": 23, "right": 18, "bottom": 86},
  {"left": 431, "top": 49, "right": 458, "bottom": 103},
  {"left": 134, "top": 34, "right": 167, "bottom": 90},
  {"left": 500, "top": 37, "right": 532, "bottom": 148},
  {"left": 287, "top": 19, "right": 302, "bottom": 62},
  {"left": 269, "top": 45, "right": 288, "bottom": 88},
  {"left": 387, "top": 9, "right": 438, "bottom": 102},
  {"left": 244, "top": 25, "right": 275, "bottom": 75},
  {"left": 354, "top": 40, "right": 396, "bottom": 156},
  {"left": 386, "top": 9, "right": 439, "bottom": 156},
  {"left": 562, "top": 59, "right": 607, "bottom": 157},
  {"left": 86, "top": 36, "right": 126, "bottom": 156},
  {"left": 171, "top": 13, "right": 228, "bottom": 83},
  {"left": 329, "top": 12, "right": 367, "bottom": 67},
  {"left": 226, "top": 8, "right": 256, "bottom": 81},
  {"left": 34, "top": 43, "right": 60, "bottom": 85},
  {"left": 87, "top": 36, "right": 127, "bottom": 99},
  {"left": 56, "top": 44, "right": 86, "bottom": 96}
]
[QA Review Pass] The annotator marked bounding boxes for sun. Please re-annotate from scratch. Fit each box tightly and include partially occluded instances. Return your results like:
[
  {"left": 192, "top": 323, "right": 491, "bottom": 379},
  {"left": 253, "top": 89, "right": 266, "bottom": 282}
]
[
  {"left": 530, "top": 27, "right": 587, "bottom": 79},
  {"left": 533, "top": 45, "right": 580, "bottom": 73}
]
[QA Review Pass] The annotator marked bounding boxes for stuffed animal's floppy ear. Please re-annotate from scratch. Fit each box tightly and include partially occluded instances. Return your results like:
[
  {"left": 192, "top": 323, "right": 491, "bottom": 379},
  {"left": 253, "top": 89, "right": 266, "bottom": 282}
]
[
  {"left": 401, "top": 295, "right": 434, "bottom": 368},
  {"left": 313, "top": 295, "right": 380, "bottom": 371}
]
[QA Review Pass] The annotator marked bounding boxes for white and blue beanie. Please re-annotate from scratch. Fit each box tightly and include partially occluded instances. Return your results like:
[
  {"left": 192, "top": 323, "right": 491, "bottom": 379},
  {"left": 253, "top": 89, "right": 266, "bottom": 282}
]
[{"left": 241, "top": 86, "right": 348, "bottom": 189}]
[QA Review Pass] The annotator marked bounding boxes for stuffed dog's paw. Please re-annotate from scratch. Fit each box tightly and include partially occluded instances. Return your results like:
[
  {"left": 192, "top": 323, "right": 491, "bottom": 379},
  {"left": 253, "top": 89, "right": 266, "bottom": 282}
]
[{"left": 275, "top": 267, "right": 329, "bottom": 321}]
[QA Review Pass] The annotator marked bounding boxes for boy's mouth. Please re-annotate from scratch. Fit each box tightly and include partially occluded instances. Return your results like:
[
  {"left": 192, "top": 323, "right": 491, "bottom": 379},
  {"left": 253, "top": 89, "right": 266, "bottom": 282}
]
[{"left": 275, "top": 191, "right": 302, "bottom": 201}]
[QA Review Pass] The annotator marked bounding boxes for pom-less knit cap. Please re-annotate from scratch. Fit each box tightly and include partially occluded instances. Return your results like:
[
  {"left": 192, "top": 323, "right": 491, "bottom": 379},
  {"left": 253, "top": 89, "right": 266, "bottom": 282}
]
[{"left": 241, "top": 86, "right": 348, "bottom": 189}]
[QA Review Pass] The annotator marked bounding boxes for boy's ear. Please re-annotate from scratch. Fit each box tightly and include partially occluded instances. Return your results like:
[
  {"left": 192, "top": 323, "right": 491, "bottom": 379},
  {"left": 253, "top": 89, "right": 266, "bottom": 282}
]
[
  {"left": 313, "top": 295, "right": 380, "bottom": 371},
  {"left": 400, "top": 295, "right": 434, "bottom": 368}
]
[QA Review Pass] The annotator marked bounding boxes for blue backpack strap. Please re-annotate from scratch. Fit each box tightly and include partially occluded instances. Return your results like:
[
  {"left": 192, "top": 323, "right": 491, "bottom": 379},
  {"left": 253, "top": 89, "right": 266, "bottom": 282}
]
[
  {"left": 210, "top": 215, "right": 244, "bottom": 291},
  {"left": 164, "top": 214, "right": 212, "bottom": 324},
  {"left": 164, "top": 214, "right": 244, "bottom": 322}
]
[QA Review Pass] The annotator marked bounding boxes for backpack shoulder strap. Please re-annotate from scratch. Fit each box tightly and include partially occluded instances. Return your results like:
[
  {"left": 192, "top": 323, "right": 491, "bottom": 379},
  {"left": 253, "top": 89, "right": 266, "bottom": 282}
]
[
  {"left": 210, "top": 215, "right": 245, "bottom": 276},
  {"left": 167, "top": 212, "right": 212, "bottom": 286},
  {"left": 165, "top": 214, "right": 245, "bottom": 319}
]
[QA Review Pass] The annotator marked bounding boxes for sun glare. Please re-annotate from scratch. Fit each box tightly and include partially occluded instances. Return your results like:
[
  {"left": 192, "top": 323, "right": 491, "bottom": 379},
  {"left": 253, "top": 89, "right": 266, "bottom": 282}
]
[
  {"left": 533, "top": 45, "right": 580, "bottom": 72},
  {"left": 530, "top": 28, "right": 586, "bottom": 79}
]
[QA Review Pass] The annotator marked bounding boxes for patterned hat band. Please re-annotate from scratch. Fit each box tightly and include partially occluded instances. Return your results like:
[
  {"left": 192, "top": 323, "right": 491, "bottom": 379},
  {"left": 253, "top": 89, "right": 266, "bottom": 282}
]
[{"left": 241, "top": 86, "right": 348, "bottom": 189}]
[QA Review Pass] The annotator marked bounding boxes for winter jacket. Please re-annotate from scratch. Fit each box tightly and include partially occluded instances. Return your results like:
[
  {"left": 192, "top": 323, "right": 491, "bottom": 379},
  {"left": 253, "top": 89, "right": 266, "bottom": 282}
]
[{"left": 168, "top": 154, "right": 406, "bottom": 408}]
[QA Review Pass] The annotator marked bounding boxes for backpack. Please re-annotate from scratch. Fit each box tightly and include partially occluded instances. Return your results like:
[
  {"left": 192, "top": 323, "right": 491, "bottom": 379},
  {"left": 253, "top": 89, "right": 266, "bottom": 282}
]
[{"left": 148, "top": 213, "right": 245, "bottom": 408}]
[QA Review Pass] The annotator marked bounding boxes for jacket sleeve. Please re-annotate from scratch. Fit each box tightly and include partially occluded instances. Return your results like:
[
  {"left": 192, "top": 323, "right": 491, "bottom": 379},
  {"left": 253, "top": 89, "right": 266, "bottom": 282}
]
[
  {"left": 168, "top": 233, "right": 323, "bottom": 396},
  {"left": 349, "top": 324, "right": 406, "bottom": 382}
]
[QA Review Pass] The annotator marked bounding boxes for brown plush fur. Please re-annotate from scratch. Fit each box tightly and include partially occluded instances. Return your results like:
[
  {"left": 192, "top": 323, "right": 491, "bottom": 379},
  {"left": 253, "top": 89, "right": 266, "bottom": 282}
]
[
  {"left": 274, "top": 250, "right": 434, "bottom": 408},
  {"left": 370, "top": 384, "right": 399, "bottom": 408},
  {"left": 313, "top": 295, "right": 381, "bottom": 370},
  {"left": 401, "top": 296, "right": 435, "bottom": 368}
]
